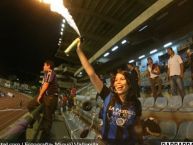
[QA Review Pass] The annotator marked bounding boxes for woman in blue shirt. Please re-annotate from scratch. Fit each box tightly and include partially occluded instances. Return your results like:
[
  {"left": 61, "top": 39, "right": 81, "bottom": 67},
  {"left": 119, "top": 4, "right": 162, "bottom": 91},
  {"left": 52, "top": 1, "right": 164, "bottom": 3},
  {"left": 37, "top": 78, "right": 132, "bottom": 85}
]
[{"left": 76, "top": 38, "right": 142, "bottom": 145}]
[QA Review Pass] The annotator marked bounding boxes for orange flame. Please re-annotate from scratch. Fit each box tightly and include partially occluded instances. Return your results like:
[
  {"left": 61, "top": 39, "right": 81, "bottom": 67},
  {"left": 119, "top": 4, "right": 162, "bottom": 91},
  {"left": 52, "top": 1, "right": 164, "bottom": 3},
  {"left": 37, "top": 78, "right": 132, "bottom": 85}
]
[{"left": 38, "top": 0, "right": 80, "bottom": 36}]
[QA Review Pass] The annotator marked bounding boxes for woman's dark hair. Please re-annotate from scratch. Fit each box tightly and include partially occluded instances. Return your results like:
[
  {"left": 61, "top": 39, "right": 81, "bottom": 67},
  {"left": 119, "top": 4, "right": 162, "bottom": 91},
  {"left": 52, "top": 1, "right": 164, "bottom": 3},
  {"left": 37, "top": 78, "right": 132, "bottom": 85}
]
[
  {"left": 45, "top": 60, "right": 54, "bottom": 69},
  {"left": 109, "top": 70, "right": 142, "bottom": 116}
]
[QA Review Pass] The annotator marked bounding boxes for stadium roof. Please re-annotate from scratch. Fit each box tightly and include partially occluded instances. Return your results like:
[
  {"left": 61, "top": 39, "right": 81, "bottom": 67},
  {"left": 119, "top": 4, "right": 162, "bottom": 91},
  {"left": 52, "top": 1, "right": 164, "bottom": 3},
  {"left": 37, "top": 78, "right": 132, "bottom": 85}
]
[{"left": 0, "top": 0, "right": 193, "bottom": 83}]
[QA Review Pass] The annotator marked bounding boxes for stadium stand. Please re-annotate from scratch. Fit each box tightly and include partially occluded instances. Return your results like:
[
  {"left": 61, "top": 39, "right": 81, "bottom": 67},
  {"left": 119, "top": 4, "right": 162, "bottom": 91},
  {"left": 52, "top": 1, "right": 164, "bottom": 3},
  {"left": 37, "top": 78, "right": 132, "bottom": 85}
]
[{"left": 0, "top": 86, "right": 31, "bottom": 134}]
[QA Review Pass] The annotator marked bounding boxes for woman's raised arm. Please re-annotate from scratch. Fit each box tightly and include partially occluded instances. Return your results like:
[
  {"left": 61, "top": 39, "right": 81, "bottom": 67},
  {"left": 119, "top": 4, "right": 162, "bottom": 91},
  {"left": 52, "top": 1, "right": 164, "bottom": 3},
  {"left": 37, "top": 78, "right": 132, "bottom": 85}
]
[{"left": 76, "top": 38, "right": 103, "bottom": 93}]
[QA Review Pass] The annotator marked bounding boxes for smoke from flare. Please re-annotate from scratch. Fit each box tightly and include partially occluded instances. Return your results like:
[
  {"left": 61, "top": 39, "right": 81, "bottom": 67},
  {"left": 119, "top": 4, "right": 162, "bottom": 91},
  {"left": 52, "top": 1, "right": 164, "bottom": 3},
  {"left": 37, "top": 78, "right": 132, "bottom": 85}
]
[{"left": 38, "top": 0, "right": 80, "bottom": 36}]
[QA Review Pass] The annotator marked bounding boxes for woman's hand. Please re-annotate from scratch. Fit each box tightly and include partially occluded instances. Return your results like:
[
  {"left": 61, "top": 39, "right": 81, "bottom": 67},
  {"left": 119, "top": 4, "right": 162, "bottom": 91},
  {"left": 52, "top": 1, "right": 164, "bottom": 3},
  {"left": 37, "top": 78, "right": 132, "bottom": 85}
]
[{"left": 76, "top": 37, "right": 81, "bottom": 51}]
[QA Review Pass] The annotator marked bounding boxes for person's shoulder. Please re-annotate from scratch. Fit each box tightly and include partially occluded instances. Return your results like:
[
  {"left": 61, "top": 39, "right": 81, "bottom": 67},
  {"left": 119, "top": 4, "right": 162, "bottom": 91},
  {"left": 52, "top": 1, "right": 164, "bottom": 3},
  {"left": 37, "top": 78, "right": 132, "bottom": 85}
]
[
  {"left": 50, "top": 70, "right": 57, "bottom": 76},
  {"left": 51, "top": 70, "right": 56, "bottom": 74},
  {"left": 175, "top": 54, "right": 182, "bottom": 58},
  {"left": 130, "top": 98, "right": 141, "bottom": 109},
  {"left": 133, "top": 68, "right": 138, "bottom": 73},
  {"left": 99, "top": 85, "right": 111, "bottom": 100},
  {"left": 191, "top": 53, "right": 193, "bottom": 58},
  {"left": 176, "top": 54, "right": 183, "bottom": 62}
]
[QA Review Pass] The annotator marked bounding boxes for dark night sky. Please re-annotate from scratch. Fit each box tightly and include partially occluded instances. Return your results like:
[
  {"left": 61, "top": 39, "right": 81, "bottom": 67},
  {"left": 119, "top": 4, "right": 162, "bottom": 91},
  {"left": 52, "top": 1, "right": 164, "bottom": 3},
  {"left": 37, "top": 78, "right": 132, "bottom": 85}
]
[{"left": 0, "top": 0, "right": 63, "bottom": 83}]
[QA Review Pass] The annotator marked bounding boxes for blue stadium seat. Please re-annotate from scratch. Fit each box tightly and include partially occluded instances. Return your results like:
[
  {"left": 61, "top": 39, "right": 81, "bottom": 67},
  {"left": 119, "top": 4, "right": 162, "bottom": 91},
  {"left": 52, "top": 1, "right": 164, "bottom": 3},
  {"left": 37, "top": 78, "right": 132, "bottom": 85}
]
[
  {"left": 175, "top": 121, "right": 192, "bottom": 140},
  {"left": 162, "top": 95, "right": 182, "bottom": 112},
  {"left": 159, "top": 120, "right": 177, "bottom": 139},
  {"left": 142, "top": 97, "right": 155, "bottom": 111},
  {"left": 186, "top": 121, "right": 193, "bottom": 140},
  {"left": 149, "top": 97, "right": 167, "bottom": 112},
  {"left": 179, "top": 94, "right": 193, "bottom": 112}
]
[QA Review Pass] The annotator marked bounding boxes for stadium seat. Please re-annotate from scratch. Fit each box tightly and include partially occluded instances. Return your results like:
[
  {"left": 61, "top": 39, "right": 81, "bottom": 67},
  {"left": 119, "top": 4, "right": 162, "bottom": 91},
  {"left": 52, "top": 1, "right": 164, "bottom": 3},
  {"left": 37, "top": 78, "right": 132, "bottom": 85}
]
[
  {"left": 142, "top": 97, "right": 155, "bottom": 111},
  {"left": 162, "top": 95, "right": 182, "bottom": 112},
  {"left": 186, "top": 121, "right": 193, "bottom": 140},
  {"left": 86, "top": 129, "right": 97, "bottom": 139},
  {"left": 138, "top": 97, "right": 144, "bottom": 106},
  {"left": 63, "top": 113, "right": 83, "bottom": 139},
  {"left": 149, "top": 97, "right": 167, "bottom": 111},
  {"left": 179, "top": 94, "right": 193, "bottom": 112},
  {"left": 175, "top": 121, "right": 192, "bottom": 140},
  {"left": 159, "top": 120, "right": 177, "bottom": 139}
]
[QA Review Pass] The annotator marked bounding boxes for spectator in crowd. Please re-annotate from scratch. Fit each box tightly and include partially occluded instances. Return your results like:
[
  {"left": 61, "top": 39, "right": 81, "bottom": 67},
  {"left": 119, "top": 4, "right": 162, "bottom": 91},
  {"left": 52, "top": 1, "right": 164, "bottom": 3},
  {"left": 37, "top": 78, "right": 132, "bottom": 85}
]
[
  {"left": 27, "top": 60, "right": 58, "bottom": 140},
  {"left": 142, "top": 117, "right": 161, "bottom": 137},
  {"left": 70, "top": 85, "right": 77, "bottom": 97},
  {"left": 67, "top": 90, "right": 73, "bottom": 110},
  {"left": 76, "top": 38, "right": 142, "bottom": 145},
  {"left": 70, "top": 85, "right": 77, "bottom": 106},
  {"left": 167, "top": 47, "right": 185, "bottom": 100},
  {"left": 127, "top": 63, "right": 141, "bottom": 98},
  {"left": 58, "top": 95, "right": 64, "bottom": 114},
  {"left": 142, "top": 117, "right": 161, "bottom": 145},
  {"left": 134, "top": 66, "right": 141, "bottom": 86},
  {"left": 186, "top": 49, "right": 193, "bottom": 88},
  {"left": 147, "top": 57, "right": 162, "bottom": 99},
  {"left": 62, "top": 92, "right": 68, "bottom": 112}
]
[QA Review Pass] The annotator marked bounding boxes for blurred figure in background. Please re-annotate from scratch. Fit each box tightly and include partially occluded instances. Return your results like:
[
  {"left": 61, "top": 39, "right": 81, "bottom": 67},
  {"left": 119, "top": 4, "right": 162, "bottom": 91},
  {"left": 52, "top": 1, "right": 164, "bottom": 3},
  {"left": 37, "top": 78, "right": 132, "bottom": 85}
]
[
  {"left": 147, "top": 57, "right": 162, "bottom": 99},
  {"left": 167, "top": 47, "right": 185, "bottom": 100},
  {"left": 62, "top": 92, "right": 68, "bottom": 112},
  {"left": 68, "top": 85, "right": 77, "bottom": 109},
  {"left": 186, "top": 49, "right": 193, "bottom": 88},
  {"left": 134, "top": 66, "right": 141, "bottom": 86},
  {"left": 127, "top": 63, "right": 141, "bottom": 98},
  {"left": 58, "top": 95, "right": 64, "bottom": 114}
]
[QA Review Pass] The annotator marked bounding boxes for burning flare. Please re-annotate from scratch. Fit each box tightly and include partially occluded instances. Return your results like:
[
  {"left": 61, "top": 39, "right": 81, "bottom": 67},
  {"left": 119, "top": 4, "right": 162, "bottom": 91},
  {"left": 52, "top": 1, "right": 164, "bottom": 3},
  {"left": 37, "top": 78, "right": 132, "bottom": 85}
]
[
  {"left": 64, "top": 38, "right": 80, "bottom": 55},
  {"left": 38, "top": 0, "right": 80, "bottom": 36}
]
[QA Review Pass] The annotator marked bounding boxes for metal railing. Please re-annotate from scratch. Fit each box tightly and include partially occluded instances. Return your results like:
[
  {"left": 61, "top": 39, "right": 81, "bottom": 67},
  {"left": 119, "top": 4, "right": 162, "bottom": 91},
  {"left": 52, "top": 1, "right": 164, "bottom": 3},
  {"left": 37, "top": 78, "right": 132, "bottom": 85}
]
[{"left": 0, "top": 105, "right": 43, "bottom": 142}]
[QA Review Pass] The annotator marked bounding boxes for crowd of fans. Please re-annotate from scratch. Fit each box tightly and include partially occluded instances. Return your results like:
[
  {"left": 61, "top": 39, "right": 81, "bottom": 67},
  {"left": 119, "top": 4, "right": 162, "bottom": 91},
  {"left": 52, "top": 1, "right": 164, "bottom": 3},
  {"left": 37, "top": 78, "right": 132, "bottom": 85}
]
[{"left": 106, "top": 48, "right": 193, "bottom": 101}]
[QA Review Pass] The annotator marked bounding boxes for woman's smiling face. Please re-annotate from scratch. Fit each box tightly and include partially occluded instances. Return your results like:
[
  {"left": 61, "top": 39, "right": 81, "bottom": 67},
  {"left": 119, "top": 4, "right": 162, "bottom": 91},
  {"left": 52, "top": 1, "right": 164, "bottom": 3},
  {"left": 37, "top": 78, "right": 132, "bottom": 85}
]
[{"left": 114, "top": 73, "right": 129, "bottom": 96}]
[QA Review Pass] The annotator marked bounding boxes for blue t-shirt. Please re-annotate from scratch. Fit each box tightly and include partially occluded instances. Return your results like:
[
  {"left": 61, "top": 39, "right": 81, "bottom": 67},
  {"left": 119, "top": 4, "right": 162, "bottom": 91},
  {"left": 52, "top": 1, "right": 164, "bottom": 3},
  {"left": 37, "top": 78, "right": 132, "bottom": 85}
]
[{"left": 99, "top": 85, "right": 141, "bottom": 144}]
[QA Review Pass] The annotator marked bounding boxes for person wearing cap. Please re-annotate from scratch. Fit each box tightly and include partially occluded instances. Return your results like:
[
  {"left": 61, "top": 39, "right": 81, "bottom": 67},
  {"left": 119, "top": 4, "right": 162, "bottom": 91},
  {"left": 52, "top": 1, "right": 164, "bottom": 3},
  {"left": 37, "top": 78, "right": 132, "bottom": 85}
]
[
  {"left": 76, "top": 38, "right": 142, "bottom": 145},
  {"left": 167, "top": 47, "right": 185, "bottom": 100},
  {"left": 147, "top": 57, "right": 162, "bottom": 98},
  {"left": 186, "top": 49, "right": 193, "bottom": 88}
]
